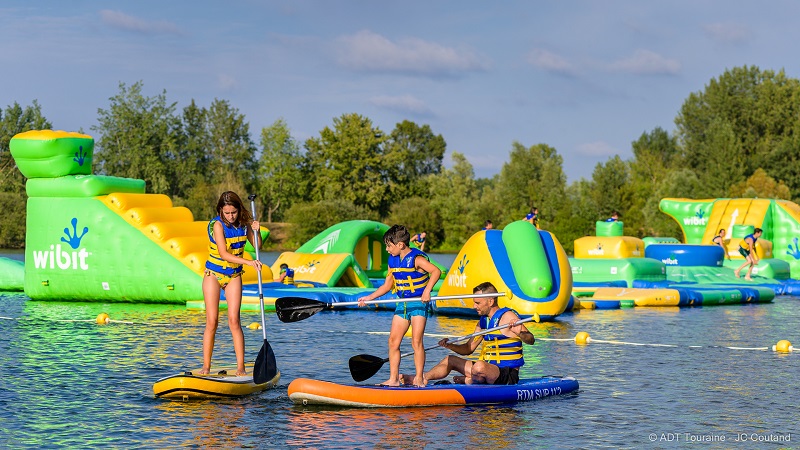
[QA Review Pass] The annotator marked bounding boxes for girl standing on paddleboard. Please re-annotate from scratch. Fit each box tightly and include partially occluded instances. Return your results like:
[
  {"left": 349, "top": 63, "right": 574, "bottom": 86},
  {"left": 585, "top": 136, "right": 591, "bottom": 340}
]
[{"left": 200, "top": 191, "right": 262, "bottom": 376}]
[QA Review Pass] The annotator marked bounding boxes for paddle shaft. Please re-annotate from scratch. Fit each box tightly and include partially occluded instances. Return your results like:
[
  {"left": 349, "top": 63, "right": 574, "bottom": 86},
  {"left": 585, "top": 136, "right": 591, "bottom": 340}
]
[
  {"left": 395, "top": 315, "right": 536, "bottom": 361},
  {"left": 248, "top": 196, "right": 267, "bottom": 339},
  {"left": 339, "top": 292, "right": 507, "bottom": 308}
]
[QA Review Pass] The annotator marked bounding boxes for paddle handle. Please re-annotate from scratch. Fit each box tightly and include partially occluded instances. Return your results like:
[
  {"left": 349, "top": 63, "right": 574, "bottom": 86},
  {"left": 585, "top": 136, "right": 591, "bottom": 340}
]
[
  {"left": 248, "top": 195, "right": 267, "bottom": 339},
  {"left": 337, "top": 292, "right": 507, "bottom": 308}
]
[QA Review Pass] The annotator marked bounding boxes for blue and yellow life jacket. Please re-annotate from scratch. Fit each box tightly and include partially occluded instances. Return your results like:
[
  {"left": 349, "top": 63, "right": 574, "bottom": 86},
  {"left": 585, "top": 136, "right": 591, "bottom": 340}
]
[
  {"left": 478, "top": 307, "right": 524, "bottom": 369},
  {"left": 739, "top": 233, "right": 758, "bottom": 251},
  {"left": 389, "top": 248, "right": 430, "bottom": 298},
  {"left": 205, "top": 216, "right": 248, "bottom": 276},
  {"left": 281, "top": 268, "right": 295, "bottom": 285}
]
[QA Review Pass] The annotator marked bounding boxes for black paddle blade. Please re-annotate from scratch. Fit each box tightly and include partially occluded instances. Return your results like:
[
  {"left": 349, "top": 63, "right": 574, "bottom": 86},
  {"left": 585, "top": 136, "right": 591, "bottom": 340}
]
[
  {"left": 275, "top": 296, "right": 329, "bottom": 323},
  {"left": 348, "top": 354, "right": 387, "bottom": 382},
  {"left": 253, "top": 340, "right": 278, "bottom": 384}
]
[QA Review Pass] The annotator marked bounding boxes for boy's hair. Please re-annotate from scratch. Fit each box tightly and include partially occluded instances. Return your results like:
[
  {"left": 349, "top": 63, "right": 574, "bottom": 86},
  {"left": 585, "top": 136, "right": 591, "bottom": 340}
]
[
  {"left": 611, "top": 210, "right": 619, "bottom": 217},
  {"left": 754, "top": 227, "right": 763, "bottom": 234},
  {"left": 280, "top": 263, "right": 289, "bottom": 270},
  {"left": 384, "top": 224, "right": 411, "bottom": 246},
  {"left": 484, "top": 220, "right": 493, "bottom": 227}
]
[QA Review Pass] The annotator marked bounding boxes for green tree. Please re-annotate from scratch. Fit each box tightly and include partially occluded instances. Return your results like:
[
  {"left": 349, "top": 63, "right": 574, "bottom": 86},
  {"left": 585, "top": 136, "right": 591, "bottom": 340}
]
[
  {"left": 675, "top": 66, "right": 800, "bottom": 197},
  {"left": 493, "top": 142, "right": 568, "bottom": 228},
  {"left": 258, "top": 118, "right": 304, "bottom": 222},
  {"left": 589, "top": 155, "right": 630, "bottom": 222},
  {"left": 729, "top": 168, "right": 791, "bottom": 199},
  {"left": 386, "top": 196, "right": 443, "bottom": 249},
  {"left": 428, "top": 152, "right": 477, "bottom": 249},
  {"left": 627, "top": 127, "right": 680, "bottom": 236},
  {"left": 92, "top": 81, "right": 182, "bottom": 194},
  {"left": 284, "top": 199, "right": 379, "bottom": 247},
  {"left": 383, "top": 120, "right": 446, "bottom": 198},
  {"left": 205, "top": 99, "right": 257, "bottom": 191},
  {"left": 305, "top": 113, "right": 389, "bottom": 214},
  {"left": 0, "top": 101, "right": 52, "bottom": 193}
]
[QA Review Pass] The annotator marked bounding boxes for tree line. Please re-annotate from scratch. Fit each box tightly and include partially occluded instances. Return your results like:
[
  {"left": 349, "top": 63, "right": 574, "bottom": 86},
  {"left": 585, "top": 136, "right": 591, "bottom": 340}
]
[{"left": 1, "top": 66, "right": 798, "bottom": 252}]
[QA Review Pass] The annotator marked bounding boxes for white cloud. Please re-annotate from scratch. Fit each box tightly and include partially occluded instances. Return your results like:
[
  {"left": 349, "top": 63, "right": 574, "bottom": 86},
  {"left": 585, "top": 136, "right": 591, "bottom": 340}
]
[
  {"left": 704, "top": 23, "right": 752, "bottom": 44},
  {"left": 370, "top": 95, "right": 433, "bottom": 116},
  {"left": 608, "top": 49, "right": 681, "bottom": 75},
  {"left": 100, "top": 10, "right": 182, "bottom": 35},
  {"left": 335, "top": 30, "right": 488, "bottom": 77},
  {"left": 577, "top": 141, "right": 619, "bottom": 157},
  {"left": 218, "top": 74, "right": 237, "bottom": 90},
  {"left": 527, "top": 48, "right": 572, "bottom": 74}
]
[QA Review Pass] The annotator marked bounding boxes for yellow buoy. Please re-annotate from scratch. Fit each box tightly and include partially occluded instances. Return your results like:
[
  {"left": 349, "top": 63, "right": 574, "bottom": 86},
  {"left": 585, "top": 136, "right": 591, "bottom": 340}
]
[
  {"left": 96, "top": 313, "right": 110, "bottom": 325},
  {"left": 575, "top": 331, "right": 590, "bottom": 345},
  {"left": 248, "top": 322, "right": 262, "bottom": 330},
  {"left": 404, "top": 324, "right": 413, "bottom": 338},
  {"left": 773, "top": 340, "right": 793, "bottom": 353}
]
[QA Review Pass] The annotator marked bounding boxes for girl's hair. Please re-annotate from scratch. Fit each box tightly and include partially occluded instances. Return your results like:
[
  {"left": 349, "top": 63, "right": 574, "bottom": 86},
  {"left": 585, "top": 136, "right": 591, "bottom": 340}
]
[
  {"left": 384, "top": 224, "right": 411, "bottom": 246},
  {"left": 719, "top": 228, "right": 725, "bottom": 234},
  {"left": 216, "top": 191, "right": 253, "bottom": 227}
]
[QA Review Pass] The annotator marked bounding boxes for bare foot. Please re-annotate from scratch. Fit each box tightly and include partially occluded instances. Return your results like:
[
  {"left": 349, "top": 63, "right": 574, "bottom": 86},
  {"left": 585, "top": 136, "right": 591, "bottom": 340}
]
[
  {"left": 744, "top": 277, "right": 752, "bottom": 281},
  {"left": 452, "top": 375, "right": 466, "bottom": 384},
  {"left": 412, "top": 376, "right": 427, "bottom": 388},
  {"left": 400, "top": 374, "right": 414, "bottom": 385},
  {"left": 197, "top": 367, "right": 210, "bottom": 375},
  {"left": 734, "top": 270, "right": 740, "bottom": 278},
  {"left": 236, "top": 369, "right": 247, "bottom": 376},
  {"left": 380, "top": 378, "right": 401, "bottom": 387}
]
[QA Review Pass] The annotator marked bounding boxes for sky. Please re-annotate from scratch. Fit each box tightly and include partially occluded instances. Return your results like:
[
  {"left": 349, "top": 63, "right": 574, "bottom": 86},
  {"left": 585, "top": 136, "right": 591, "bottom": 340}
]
[{"left": 2, "top": 1, "right": 799, "bottom": 182}]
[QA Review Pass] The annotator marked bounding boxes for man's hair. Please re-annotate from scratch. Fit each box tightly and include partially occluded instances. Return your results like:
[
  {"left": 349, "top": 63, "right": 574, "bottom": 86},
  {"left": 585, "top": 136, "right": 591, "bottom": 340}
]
[
  {"left": 754, "top": 227, "right": 763, "bottom": 234},
  {"left": 473, "top": 281, "right": 498, "bottom": 294},
  {"left": 384, "top": 224, "right": 411, "bottom": 246}
]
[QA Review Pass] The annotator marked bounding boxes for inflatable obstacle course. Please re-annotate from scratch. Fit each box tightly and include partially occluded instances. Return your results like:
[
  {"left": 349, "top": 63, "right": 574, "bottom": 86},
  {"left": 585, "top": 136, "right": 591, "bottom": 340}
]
[
  {"left": 435, "top": 221, "right": 572, "bottom": 320},
  {"left": 10, "top": 130, "right": 269, "bottom": 303}
]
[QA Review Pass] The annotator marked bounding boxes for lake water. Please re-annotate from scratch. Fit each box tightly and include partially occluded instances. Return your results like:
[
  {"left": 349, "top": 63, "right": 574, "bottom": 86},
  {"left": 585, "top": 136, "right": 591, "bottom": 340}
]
[{"left": 1, "top": 251, "right": 798, "bottom": 448}]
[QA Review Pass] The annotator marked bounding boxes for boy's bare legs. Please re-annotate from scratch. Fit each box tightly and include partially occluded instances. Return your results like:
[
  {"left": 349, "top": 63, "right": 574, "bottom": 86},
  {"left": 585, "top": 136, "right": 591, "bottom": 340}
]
[
  {"left": 409, "top": 315, "right": 428, "bottom": 387},
  {"left": 382, "top": 316, "right": 408, "bottom": 386}
]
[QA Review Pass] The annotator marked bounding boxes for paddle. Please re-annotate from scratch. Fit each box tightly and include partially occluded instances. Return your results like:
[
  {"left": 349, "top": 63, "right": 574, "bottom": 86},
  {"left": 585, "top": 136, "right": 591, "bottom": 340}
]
[
  {"left": 249, "top": 194, "right": 278, "bottom": 384},
  {"left": 348, "top": 313, "right": 540, "bottom": 382},
  {"left": 276, "top": 292, "right": 507, "bottom": 323}
]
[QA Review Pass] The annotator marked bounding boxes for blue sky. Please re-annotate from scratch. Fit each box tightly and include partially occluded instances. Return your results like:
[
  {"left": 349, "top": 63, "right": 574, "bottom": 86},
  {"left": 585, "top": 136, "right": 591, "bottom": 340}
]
[{"left": 2, "top": 1, "right": 798, "bottom": 181}]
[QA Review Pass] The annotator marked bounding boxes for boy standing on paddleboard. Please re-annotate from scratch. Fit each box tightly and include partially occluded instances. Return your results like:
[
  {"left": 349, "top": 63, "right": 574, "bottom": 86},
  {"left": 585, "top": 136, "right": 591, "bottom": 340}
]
[{"left": 358, "top": 225, "right": 441, "bottom": 387}]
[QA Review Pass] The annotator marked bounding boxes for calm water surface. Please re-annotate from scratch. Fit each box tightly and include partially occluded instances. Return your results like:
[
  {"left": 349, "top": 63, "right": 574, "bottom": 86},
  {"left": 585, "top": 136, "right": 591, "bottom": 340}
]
[{"left": 1, "top": 252, "right": 798, "bottom": 449}]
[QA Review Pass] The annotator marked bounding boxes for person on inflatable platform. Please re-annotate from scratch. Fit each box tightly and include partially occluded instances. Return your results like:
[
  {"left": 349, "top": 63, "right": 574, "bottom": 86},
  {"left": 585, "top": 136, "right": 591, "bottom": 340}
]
[
  {"left": 605, "top": 210, "right": 619, "bottom": 222},
  {"left": 200, "top": 191, "right": 262, "bottom": 376},
  {"left": 524, "top": 207, "right": 539, "bottom": 229},
  {"left": 403, "top": 282, "right": 535, "bottom": 386},
  {"left": 735, "top": 227, "right": 763, "bottom": 281},
  {"left": 358, "top": 225, "right": 441, "bottom": 387},
  {"left": 276, "top": 263, "right": 295, "bottom": 285},
  {"left": 483, "top": 220, "right": 493, "bottom": 230},
  {"left": 410, "top": 231, "right": 427, "bottom": 251},
  {"left": 712, "top": 228, "right": 730, "bottom": 260}
]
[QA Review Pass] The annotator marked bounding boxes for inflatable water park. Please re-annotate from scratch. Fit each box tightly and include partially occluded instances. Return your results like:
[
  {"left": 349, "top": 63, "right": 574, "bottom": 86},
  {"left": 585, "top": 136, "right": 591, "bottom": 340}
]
[
  {"left": 4, "top": 129, "right": 800, "bottom": 405},
  {"left": 5, "top": 129, "right": 800, "bottom": 320}
]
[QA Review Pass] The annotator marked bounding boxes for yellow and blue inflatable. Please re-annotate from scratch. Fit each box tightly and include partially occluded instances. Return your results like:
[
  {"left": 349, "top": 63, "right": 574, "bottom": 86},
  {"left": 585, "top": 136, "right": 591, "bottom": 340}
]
[{"left": 435, "top": 221, "right": 572, "bottom": 320}]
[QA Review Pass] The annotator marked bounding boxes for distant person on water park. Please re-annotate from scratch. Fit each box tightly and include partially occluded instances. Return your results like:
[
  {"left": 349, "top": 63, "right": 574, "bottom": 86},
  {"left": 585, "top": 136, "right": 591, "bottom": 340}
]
[
  {"left": 605, "top": 211, "right": 620, "bottom": 222},
  {"left": 524, "top": 207, "right": 539, "bottom": 229},
  {"left": 402, "top": 281, "right": 535, "bottom": 386},
  {"left": 276, "top": 263, "right": 295, "bottom": 285},
  {"left": 200, "top": 191, "right": 262, "bottom": 376},
  {"left": 712, "top": 229, "right": 730, "bottom": 260},
  {"left": 411, "top": 231, "right": 427, "bottom": 251},
  {"left": 483, "top": 220, "right": 493, "bottom": 230},
  {"left": 358, "top": 225, "right": 442, "bottom": 387},
  {"left": 735, "top": 227, "right": 763, "bottom": 281}
]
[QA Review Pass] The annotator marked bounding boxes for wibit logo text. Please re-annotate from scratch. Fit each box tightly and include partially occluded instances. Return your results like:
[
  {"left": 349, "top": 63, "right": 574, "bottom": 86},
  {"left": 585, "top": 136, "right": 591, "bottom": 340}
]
[
  {"left": 448, "top": 254, "right": 470, "bottom": 287},
  {"left": 33, "top": 218, "right": 91, "bottom": 270}
]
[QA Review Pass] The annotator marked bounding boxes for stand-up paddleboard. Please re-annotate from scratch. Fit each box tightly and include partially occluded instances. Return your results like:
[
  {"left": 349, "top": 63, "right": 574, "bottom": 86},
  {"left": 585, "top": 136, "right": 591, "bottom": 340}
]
[
  {"left": 288, "top": 376, "right": 578, "bottom": 407},
  {"left": 154, "top": 366, "right": 280, "bottom": 400}
]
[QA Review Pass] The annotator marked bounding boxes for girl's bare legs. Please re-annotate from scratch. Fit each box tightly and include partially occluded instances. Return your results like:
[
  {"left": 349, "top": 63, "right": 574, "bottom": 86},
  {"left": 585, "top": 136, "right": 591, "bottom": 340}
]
[
  {"left": 200, "top": 274, "right": 221, "bottom": 374},
  {"left": 224, "top": 276, "right": 246, "bottom": 376}
]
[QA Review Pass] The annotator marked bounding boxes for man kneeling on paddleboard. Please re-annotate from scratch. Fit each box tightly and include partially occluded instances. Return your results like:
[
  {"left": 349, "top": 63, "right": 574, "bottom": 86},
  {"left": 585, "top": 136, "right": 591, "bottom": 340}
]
[{"left": 403, "top": 282, "right": 535, "bottom": 386}]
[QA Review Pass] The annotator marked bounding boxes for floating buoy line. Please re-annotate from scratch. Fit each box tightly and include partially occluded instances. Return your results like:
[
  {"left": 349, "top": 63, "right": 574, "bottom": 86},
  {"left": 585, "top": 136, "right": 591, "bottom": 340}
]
[{"left": 0, "top": 314, "right": 794, "bottom": 353}]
